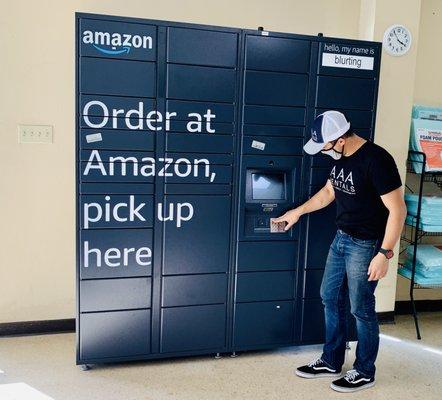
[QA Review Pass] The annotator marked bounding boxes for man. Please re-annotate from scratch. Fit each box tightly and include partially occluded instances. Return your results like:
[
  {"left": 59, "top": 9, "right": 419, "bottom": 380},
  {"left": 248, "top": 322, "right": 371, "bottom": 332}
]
[{"left": 272, "top": 110, "right": 407, "bottom": 393}]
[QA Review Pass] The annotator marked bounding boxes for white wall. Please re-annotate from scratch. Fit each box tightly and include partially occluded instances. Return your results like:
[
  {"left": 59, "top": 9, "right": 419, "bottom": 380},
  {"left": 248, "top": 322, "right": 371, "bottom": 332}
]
[{"left": 0, "top": 0, "right": 362, "bottom": 323}]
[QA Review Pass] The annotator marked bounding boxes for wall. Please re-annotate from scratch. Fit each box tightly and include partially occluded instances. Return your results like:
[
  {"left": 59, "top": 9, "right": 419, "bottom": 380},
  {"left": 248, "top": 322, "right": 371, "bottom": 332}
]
[
  {"left": 358, "top": 0, "right": 422, "bottom": 311},
  {"left": 413, "top": 0, "right": 442, "bottom": 106},
  {"left": 1, "top": 0, "right": 434, "bottom": 322},
  {"left": 396, "top": 0, "right": 442, "bottom": 302},
  {"left": 0, "top": 0, "right": 362, "bottom": 323}
]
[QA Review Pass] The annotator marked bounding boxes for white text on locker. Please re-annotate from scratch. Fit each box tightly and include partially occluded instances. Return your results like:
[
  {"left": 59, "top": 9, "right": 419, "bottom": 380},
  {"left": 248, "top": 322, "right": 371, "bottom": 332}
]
[
  {"left": 83, "top": 240, "right": 152, "bottom": 268},
  {"left": 83, "top": 100, "right": 216, "bottom": 132}
]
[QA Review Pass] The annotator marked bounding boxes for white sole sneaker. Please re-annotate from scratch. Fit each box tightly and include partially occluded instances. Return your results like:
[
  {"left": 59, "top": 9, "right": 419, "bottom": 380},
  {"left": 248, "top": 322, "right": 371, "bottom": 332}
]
[
  {"left": 295, "top": 370, "right": 342, "bottom": 379},
  {"left": 330, "top": 381, "right": 376, "bottom": 392}
]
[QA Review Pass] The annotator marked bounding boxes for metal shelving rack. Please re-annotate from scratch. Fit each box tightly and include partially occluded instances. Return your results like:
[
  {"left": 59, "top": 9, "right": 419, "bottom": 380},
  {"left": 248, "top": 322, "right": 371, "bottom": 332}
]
[{"left": 398, "top": 150, "right": 442, "bottom": 339}]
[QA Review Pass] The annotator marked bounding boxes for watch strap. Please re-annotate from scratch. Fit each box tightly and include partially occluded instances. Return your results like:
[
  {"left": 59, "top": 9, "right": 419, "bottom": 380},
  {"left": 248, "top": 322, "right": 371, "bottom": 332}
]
[{"left": 379, "top": 247, "right": 393, "bottom": 259}]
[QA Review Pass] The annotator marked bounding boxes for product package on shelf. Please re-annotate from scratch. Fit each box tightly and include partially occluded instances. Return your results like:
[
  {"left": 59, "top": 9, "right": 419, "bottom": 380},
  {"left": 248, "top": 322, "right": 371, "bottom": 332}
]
[
  {"left": 400, "top": 244, "right": 442, "bottom": 285},
  {"left": 405, "top": 244, "right": 442, "bottom": 275},
  {"left": 398, "top": 267, "right": 442, "bottom": 286},
  {"left": 409, "top": 107, "right": 442, "bottom": 173},
  {"left": 405, "top": 194, "right": 442, "bottom": 231},
  {"left": 412, "top": 104, "right": 442, "bottom": 120}
]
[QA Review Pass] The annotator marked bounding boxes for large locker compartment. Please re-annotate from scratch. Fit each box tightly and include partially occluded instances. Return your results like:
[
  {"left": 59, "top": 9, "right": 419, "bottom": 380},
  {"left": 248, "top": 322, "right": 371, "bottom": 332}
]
[{"left": 76, "top": 13, "right": 382, "bottom": 366}]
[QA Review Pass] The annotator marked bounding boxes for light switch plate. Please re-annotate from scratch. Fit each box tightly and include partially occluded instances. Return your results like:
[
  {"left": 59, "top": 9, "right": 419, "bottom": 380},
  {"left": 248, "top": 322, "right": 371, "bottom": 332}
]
[{"left": 18, "top": 125, "right": 53, "bottom": 143}]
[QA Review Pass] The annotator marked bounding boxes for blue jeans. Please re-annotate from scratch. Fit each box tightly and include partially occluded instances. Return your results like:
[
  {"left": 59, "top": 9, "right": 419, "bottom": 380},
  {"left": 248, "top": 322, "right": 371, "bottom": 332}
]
[{"left": 320, "top": 229, "right": 382, "bottom": 378}]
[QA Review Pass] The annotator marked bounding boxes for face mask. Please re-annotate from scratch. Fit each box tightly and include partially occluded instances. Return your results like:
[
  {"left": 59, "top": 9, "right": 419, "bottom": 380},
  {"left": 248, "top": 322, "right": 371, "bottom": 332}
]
[{"left": 321, "top": 140, "right": 344, "bottom": 160}]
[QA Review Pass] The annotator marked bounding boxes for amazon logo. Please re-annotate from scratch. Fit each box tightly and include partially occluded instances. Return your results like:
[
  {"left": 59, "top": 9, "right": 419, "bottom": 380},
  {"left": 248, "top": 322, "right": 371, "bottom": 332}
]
[{"left": 82, "top": 30, "right": 153, "bottom": 55}]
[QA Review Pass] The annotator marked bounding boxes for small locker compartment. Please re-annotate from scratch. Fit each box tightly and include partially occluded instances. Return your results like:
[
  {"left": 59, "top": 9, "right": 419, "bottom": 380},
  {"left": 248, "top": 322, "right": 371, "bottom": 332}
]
[
  {"left": 304, "top": 194, "right": 336, "bottom": 269},
  {"left": 166, "top": 120, "right": 234, "bottom": 136},
  {"left": 244, "top": 70, "right": 308, "bottom": 107},
  {"left": 310, "top": 154, "right": 333, "bottom": 168},
  {"left": 164, "top": 184, "right": 230, "bottom": 196},
  {"left": 303, "top": 269, "right": 325, "bottom": 298},
  {"left": 79, "top": 18, "right": 157, "bottom": 61},
  {"left": 80, "top": 150, "right": 156, "bottom": 184},
  {"left": 236, "top": 271, "right": 295, "bottom": 302},
  {"left": 242, "top": 136, "right": 304, "bottom": 156},
  {"left": 245, "top": 35, "right": 310, "bottom": 74},
  {"left": 80, "top": 183, "right": 154, "bottom": 196},
  {"left": 301, "top": 300, "right": 357, "bottom": 344},
  {"left": 160, "top": 304, "right": 226, "bottom": 353},
  {"left": 356, "top": 129, "right": 372, "bottom": 140},
  {"left": 309, "top": 167, "right": 331, "bottom": 186},
  {"left": 167, "top": 64, "right": 235, "bottom": 103},
  {"left": 166, "top": 99, "right": 235, "bottom": 123},
  {"left": 79, "top": 128, "right": 155, "bottom": 152},
  {"left": 234, "top": 300, "right": 294, "bottom": 347},
  {"left": 80, "top": 57, "right": 156, "bottom": 97},
  {"left": 162, "top": 195, "right": 231, "bottom": 275},
  {"left": 300, "top": 299, "right": 325, "bottom": 343},
  {"left": 79, "top": 95, "right": 156, "bottom": 131},
  {"left": 315, "top": 108, "right": 373, "bottom": 129},
  {"left": 316, "top": 75, "right": 375, "bottom": 110},
  {"left": 301, "top": 301, "right": 358, "bottom": 344},
  {"left": 167, "top": 27, "right": 238, "bottom": 67},
  {"left": 80, "top": 277, "right": 151, "bottom": 312},
  {"left": 162, "top": 274, "right": 227, "bottom": 307},
  {"left": 243, "top": 105, "right": 305, "bottom": 126},
  {"left": 243, "top": 125, "right": 304, "bottom": 138},
  {"left": 164, "top": 153, "right": 233, "bottom": 166},
  {"left": 237, "top": 241, "right": 297, "bottom": 272},
  {"left": 80, "top": 309, "right": 151, "bottom": 360},
  {"left": 80, "top": 228, "right": 153, "bottom": 279},
  {"left": 80, "top": 193, "right": 154, "bottom": 229},
  {"left": 164, "top": 163, "right": 232, "bottom": 185},
  {"left": 165, "top": 132, "right": 234, "bottom": 154}
]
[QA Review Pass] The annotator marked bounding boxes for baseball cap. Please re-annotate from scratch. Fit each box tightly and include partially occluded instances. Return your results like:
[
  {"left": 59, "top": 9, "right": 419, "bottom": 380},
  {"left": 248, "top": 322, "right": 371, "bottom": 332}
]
[{"left": 303, "top": 110, "right": 351, "bottom": 155}]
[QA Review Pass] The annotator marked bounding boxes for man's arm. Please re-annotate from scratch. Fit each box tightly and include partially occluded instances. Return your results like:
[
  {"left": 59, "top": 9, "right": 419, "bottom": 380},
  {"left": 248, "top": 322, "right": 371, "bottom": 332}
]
[
  {"left": 272, "top": 180, "right": 335, "bottom": 231},
  {"left": 367, "top": 187, "right": 407, "bottom": 281}
]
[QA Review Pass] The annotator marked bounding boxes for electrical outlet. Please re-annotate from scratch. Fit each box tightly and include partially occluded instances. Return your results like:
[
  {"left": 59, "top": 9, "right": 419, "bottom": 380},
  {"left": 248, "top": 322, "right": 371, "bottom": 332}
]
[{"left": 18, "top": 125, "right": 53, "bottom": 143}]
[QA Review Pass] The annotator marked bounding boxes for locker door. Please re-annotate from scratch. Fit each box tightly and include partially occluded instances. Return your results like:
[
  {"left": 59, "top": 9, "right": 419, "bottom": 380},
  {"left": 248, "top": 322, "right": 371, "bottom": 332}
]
[
  {"left": 159, "top": 26, "right": 239, "bottom": 354},
  {"left": 77, "top": 17, "right": 157, "bottom": 362},
  {"left": 162, "top": 195, "right": 231, "bottom": 275},
  {"left": 300, "top": 39, "right": 381, "bottom": 344},
  {"left": 233, "top": 32, "right": 310, "bottom": 350}
]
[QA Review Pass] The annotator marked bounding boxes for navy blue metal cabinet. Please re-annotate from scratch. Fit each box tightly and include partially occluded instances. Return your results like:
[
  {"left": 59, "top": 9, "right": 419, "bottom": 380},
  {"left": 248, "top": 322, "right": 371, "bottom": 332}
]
[{"left": 76, "top": 13, "right": 382, "bottom": 366}]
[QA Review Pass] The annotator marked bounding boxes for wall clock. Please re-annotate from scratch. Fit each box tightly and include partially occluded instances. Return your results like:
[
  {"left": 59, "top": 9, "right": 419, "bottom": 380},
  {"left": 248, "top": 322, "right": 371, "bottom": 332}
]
[{"left": 383, "top": 24, "right": 412, "bottom": 56}]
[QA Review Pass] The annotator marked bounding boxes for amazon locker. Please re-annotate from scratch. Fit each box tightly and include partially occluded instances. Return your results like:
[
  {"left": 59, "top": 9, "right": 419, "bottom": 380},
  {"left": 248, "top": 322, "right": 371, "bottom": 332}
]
[{"left": 76, "top": 12, "right": 381, "bottom": 365}]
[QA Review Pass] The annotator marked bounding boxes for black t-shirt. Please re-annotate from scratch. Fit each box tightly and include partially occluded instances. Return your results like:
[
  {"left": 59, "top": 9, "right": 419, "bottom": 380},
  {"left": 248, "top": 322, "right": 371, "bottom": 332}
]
[{"left": 328, "top": 140, "right": 402, "bottom": 240}]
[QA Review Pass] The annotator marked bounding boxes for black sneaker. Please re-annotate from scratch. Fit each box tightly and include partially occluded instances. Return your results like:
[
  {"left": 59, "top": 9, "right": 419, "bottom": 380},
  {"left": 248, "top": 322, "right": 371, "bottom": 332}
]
[
  {"left": 295, "top": 357, "right": 342, "bottom": 379},
  {"left": 330, "top": 369, "right": 375, "bottom": 392}
]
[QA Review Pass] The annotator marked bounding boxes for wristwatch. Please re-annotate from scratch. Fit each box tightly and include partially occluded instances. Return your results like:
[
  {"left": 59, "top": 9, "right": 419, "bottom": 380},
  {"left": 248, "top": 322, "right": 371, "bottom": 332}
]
[{"left": 379, "top": 248, "right": 394, "bottom": 259}]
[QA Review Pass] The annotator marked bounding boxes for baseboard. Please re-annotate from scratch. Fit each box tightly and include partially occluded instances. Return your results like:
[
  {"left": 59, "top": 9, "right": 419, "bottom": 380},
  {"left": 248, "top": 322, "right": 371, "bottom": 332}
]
[
  {"left": 377, "top": 311, "right": 395, "bottom": 324},
  {"left": 0, "top": 318, "right": 75, "bottom": 337},
  {"left": 1, "top": 313, "right": 397, "bottom": 338},
  {"left": 1, "top": 302, "right": 440, "bottom": 337},
  {"left": 395, "top": 299, "right": 442, "bottom": 315}
]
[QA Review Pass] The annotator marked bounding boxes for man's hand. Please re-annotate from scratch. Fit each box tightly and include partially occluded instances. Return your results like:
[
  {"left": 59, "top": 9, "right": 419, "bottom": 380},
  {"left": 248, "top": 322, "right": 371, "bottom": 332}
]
[
  {"left": 367, "top": 253, "right": 389, "bottom": 281},
  {"left": 271, "top": 209, "right": 302, "bottom": 231}
]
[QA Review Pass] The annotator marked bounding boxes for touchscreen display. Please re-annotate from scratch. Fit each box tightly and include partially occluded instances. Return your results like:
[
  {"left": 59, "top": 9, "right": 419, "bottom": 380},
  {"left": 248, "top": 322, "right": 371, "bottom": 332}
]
[{"left": 251, "top": 173, "right": 285, "bottom": 200}]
